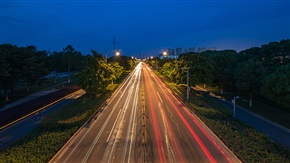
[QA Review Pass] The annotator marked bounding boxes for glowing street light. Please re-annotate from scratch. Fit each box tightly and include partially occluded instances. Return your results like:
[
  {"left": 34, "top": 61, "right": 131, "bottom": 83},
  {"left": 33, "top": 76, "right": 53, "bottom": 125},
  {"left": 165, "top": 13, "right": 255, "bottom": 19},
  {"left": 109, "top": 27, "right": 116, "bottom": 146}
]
[
  {"left": 163, "top": 50, "right": 167, "bottom": 56},
  {"left": 115, "top": 50, "right": 120, "bottom": 56}
]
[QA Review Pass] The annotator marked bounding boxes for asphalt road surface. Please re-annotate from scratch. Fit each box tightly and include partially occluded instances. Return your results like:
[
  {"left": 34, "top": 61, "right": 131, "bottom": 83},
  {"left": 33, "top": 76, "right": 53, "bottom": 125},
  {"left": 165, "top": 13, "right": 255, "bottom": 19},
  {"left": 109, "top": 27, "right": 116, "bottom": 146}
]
[
  {"left": 50, "top": 62, "right": 240, "bottom": 163},
  {"left": 0, "top": 90, "right": 85, "bottom": 150}
]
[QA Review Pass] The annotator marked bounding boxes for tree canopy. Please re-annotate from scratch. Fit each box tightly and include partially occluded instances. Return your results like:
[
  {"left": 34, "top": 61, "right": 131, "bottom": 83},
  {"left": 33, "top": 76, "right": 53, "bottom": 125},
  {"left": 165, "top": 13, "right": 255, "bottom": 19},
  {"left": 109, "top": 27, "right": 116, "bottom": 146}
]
[{"left": 149, "top": 39, "right": 290, "bottom": 109}]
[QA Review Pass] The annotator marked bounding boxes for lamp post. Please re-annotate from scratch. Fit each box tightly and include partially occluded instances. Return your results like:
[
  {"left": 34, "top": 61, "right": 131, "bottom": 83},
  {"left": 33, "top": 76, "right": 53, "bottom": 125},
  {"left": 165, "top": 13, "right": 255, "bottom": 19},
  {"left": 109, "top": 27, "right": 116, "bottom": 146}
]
[
  {"left": 115, "top": 50, "right": 120, "bottom": 56},
  {"left": 232, "top": 96, "right": 239, "bottom": 117},
  {"left": 187, "top": 68, "right": 189, "bottom": 99},
  {"left": 163, "top": 50, "right": 167, "bottom": 57},
  {"left": 180, "top": 67, "right": 190, "bottom": 100},
  {"left": 105, "top": 50, "right": 108, "bottom": 64}
]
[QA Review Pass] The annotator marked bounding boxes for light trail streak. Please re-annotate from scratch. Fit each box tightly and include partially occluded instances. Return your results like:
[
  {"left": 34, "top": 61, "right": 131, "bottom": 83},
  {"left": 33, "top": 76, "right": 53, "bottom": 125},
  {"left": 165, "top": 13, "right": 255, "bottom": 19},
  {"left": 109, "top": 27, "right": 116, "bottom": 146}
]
[
  {"left": 157, "top": 91, "right": 163, "bottom": 103},
  {"left": 106, "top": 108, "right": 122, "bottom": 142},
  {"left": 144, "top": 67, "right": 166, "bottom": 163},
  {"left": 82, "top": 73, "right": 135, "bottom": 162},
  {"left": 106, "top": 70, "right": 136, "bottom": 163},
  {"left": 177, "top": 101, "right": 232, "bottom": 163},
  {"left": 145, "top": 66, "right": 184, "bottom": 163},
  {"left": 127, "top": 64, "right": 142, "bottom": 163},
  {"left": 61, "top": 67, "right": 137, "bottom": 163},
  {"left": 151, "top": 65, "right": 232, "bottom": 163},
  {"left": 144, "top": 65, "right": 184, "bottom": 162},
  {"left": 159, "top": 104, "right": 184, "bottom": 163},
  {"left": 146, "top": 64, "right": 217, "bottom": 163}
]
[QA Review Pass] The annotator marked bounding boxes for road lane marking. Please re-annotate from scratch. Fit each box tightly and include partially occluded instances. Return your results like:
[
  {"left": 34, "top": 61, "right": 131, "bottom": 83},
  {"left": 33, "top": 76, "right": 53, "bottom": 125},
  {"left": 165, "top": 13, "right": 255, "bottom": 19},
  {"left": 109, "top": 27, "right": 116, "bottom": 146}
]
[
  {"left": 50, "top": 63, "right": 141, "bottom": 163},
  {"left": 107, "top": 108, "right": 122, "bottom": 142},
  {"left": 77, "top": 65, "right": 139, "bottom": 163},
  {"left": 105, "top": 62, "right": 142, "bottom": 163},
  {"left": 144, "top": 67, "right": 166, "bottom": 162},
  {"left": 127, "top": 69, "right": 141, "bottom": 163},
  {"left": 147, "top": 65, "right": 217, "bottom": 163},
  {"left": 157, "top": 92, "right": 163, "bottom": 103},
  {"left": 82, "top": 72, "right": 136, "bottom": 162}
]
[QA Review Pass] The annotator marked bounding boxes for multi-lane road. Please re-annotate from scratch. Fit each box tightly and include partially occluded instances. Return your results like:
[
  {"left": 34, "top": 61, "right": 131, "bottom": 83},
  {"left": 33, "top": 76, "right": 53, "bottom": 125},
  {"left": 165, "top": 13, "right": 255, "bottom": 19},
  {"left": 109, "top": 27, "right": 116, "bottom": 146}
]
[{"left": 50, "top": 62, "right": 241, "bottom": 163}]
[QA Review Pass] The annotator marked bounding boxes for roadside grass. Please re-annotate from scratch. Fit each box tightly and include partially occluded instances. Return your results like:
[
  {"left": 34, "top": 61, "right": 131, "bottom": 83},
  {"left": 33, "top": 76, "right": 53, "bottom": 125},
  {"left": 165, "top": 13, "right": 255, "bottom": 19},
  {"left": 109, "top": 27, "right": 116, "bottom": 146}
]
[
  {"left": 0, "top": 73, "right": 129, "bottom": 163},
  {"left": 197, "top": 84, "right": 290, "bottom": 129},
  {"left": 155, "top": 71, "right": 290, "bottom": 163}
]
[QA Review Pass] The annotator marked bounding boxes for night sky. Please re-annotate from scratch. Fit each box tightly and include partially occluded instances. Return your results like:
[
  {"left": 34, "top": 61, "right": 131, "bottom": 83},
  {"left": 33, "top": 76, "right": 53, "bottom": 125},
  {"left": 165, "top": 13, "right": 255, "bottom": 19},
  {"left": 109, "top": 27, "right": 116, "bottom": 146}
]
[{"left": 1, "top": 0, "right": 289, "bottom": 57}]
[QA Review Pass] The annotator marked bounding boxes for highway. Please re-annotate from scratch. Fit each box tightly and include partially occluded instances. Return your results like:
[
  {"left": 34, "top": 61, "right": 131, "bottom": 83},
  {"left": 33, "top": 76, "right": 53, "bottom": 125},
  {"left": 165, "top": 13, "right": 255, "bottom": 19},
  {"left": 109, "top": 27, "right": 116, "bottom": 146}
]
[{"left": 50, "top": 62, "right": 241, "bottom": 163}]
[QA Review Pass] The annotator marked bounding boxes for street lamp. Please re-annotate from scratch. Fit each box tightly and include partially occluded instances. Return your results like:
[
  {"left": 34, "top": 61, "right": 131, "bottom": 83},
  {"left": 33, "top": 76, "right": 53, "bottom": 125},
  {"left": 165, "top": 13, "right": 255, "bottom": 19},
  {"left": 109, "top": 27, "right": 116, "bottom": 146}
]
[
  {"left": 115, "top": 50, "right": 120, "bottom": 56},
  {"left": 163, "top": 50, "right": 167, "bottom": 56},
  {"left": 232, "top": 96, "right": 239, "bottom": 117}
]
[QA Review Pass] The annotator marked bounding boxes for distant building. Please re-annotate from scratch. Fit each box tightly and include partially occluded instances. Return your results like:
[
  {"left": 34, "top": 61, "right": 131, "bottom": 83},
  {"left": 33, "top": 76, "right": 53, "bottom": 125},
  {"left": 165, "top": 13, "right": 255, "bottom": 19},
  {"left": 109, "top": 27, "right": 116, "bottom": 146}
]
[
  {"left": 198, "top": 47, "right": 206, "bottom": 53},
  {"left": 189, "top": 47, "right": 196, "bottom": 53},
  {"left": 208, "top": 47, "right": 217, "bottom": 51},
  {"left": 176, "top": 47, "right": 182, "bottom": 56},
  {"left": 160, "top": 49, "right": 177, "bottom": 59}
]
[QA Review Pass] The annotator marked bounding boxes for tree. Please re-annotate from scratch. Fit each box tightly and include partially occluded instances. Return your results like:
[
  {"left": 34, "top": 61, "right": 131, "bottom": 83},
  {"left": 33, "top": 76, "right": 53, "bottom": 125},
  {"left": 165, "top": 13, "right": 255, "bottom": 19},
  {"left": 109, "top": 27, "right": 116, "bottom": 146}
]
[
  {"left": 161, "top": 61, "right": 174, "bottom": 80},
  {"left": 76, "top": 50, "right": 124, "bottom": 96},
  {"left": 210, "top": 50, "right": 238, "bottom": 94},
  {"left": 0, "top": 45, "right": 10, "bottom": 82},
  {"left": 63, "top": 45, "right": 75, "bottom": 83},
  {"left": 0, "top": 44, "right": 49, "bottom": 101},
  {"left": 235, "top": 60, "right": 266, "bottom": 107},
  {"left": 110, "top": 62, "right": 124, "bottom": 80},
  {"left": 179, "top": 53, "right": 214, "bottom": 86},
  {"left": 109, "top": 55, "right": 131, "bottom": 70},
  {"left": 48, "top": 51, "right": 65, "bottom": 81},
  {"left": 261, "top": 64, "right": 290, "bottom": 110},
  {"left": 0, "top": 44, "right": 21, "bottom": 101},
  {"left": 128, "top": 58, "right": 137, "bottom": 70},
  {"left": 20, "top": 46, "right": 49, "bottom": 92},
  {"left": 0, "top": 44, "right": 11, "bottom": 102}
]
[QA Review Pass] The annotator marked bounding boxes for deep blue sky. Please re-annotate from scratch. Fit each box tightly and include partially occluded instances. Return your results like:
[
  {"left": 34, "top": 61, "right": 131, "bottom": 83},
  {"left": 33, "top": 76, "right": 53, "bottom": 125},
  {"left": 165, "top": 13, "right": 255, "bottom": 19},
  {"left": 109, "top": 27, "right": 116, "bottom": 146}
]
[{"left": 1, "top": 0, "right": 289, "bottom": 57}]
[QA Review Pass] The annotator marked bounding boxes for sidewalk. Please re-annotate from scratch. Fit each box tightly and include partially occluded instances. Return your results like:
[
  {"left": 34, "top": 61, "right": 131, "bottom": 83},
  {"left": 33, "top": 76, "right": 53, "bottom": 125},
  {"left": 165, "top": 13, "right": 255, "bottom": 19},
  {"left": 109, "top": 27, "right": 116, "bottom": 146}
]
[
  {"left": 192, "top": 86, "right": 290, "bottom": 150},
  {"left": 0, "top": 81, "right": 67, "bottom": 112}
]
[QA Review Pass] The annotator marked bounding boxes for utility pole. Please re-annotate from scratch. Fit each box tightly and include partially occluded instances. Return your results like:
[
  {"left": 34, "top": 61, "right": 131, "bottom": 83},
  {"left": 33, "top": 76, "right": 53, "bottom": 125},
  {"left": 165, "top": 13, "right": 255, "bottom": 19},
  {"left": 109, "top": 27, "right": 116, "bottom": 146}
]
[
  {"left": 113, "top": 36, "right": 117, "bottom": 51},
  {"left": 232, "top": 96, "right": 239, "bottom": 117},
  {"left": 105, "top": 50, "right": 108, "bottom": 64},
  {"left": 180, "top": 67, "right": 190, "bottom": 99},
  {"left": 187, "top": 68, "right": 190, "bottom": 99}
]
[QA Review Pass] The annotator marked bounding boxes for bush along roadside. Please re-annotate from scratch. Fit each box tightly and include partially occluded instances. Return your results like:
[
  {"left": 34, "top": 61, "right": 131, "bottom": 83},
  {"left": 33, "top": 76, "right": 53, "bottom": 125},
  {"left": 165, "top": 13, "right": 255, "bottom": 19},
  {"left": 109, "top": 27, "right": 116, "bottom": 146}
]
[{"left": 159, "top": 74, "right": 290, "bottom": 162}]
